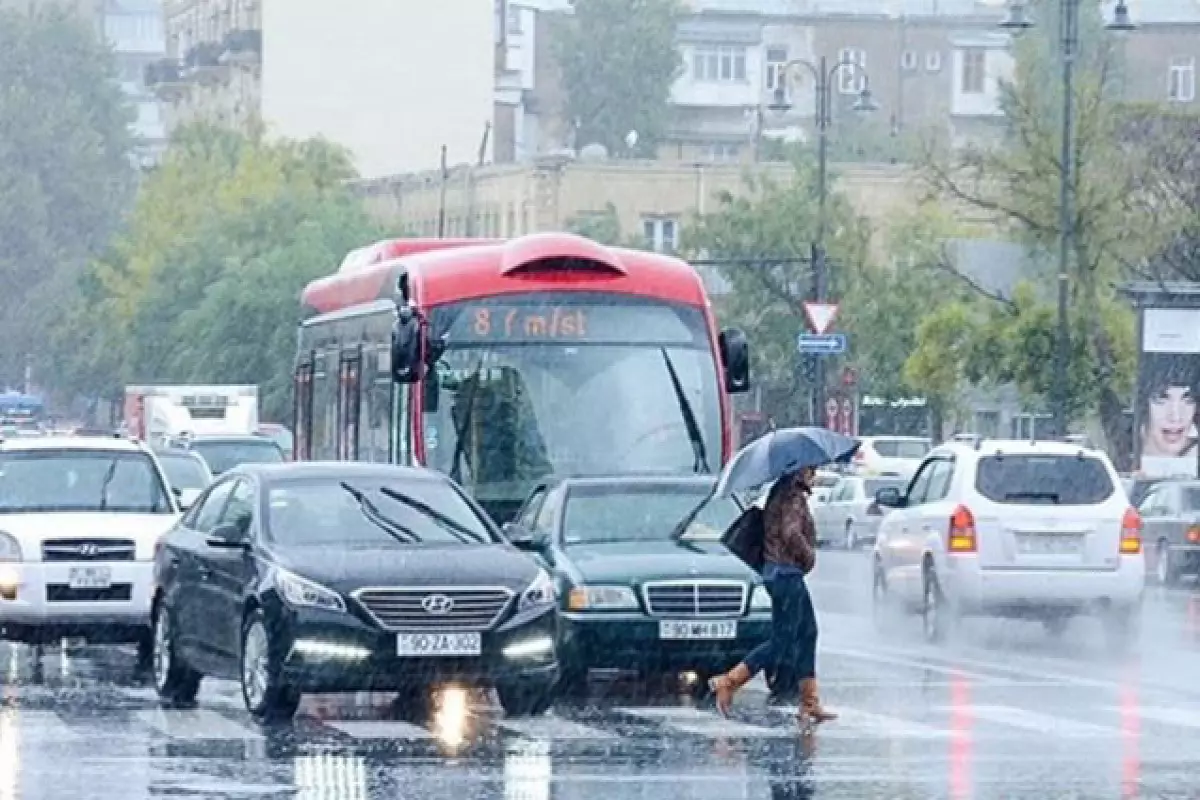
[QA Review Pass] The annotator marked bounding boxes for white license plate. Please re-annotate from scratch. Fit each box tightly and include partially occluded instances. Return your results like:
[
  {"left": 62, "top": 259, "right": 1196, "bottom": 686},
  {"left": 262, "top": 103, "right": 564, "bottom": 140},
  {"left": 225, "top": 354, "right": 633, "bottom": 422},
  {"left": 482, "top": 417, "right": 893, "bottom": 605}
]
[
  {"left": 68, "top": 567, "right": 112, "bottom": 590},
  {"left": 396, "top": 632, "right": 482, "bottom": 657},
  {"left": 1018, "top": 536, "right": 1081, "bottom": 555},
  {"left": 658, "top": 620, "right": 738, "bottom": 640}
]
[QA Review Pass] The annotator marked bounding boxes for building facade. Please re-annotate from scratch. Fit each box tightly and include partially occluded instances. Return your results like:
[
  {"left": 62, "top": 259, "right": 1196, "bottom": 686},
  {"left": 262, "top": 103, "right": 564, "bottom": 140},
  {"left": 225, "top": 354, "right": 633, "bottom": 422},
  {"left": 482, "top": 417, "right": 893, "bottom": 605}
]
[{"left": 103, "top": 0, "right": 167, "bottom": 167}]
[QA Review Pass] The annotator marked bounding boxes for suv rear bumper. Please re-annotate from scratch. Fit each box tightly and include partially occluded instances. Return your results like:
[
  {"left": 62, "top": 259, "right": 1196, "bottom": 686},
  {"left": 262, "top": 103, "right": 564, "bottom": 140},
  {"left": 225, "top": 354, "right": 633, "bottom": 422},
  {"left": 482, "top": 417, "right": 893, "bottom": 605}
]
[{"left": 946, "top": 558, "right": 1144, "bottom": 615}]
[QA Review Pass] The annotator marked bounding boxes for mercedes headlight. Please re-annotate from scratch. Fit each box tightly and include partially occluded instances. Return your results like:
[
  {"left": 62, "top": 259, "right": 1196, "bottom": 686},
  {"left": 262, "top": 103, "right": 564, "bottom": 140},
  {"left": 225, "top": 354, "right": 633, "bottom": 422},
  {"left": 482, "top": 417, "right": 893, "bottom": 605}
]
[
  {"left": 0, "top": 533, "right": 22, "bottom": 563},
  {"left": 566, "top": 584, "right": 638, "bottom": 612},
  {"left": 518, "top": 569, "right": 557, "bottom": 612},
  {"left": 751, "top": 585, "right": 772, "bottom": 611},
  {"left": 275, "top": 567, "right": 346, "bottom": 613}
]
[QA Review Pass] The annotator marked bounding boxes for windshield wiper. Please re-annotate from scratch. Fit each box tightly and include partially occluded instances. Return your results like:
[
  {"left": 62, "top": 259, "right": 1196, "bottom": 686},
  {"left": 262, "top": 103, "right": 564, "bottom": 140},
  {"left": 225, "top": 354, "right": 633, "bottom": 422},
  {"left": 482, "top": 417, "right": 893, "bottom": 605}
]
[
  {"left": 377, "top": 486, "right": 485, "bottom": 543},
  {"left": 98, "top": 458, "right": 120, "bottom": 511},
  {"left": 1004, "top": 491, "right": 1060, "bottom": 504},
  {"left": 449, "top": 356, "right": 486, "bottom": 483},
  {"left": 660, "top": 347, "right": 710, "bottom": 474},
  {"left": 340, "top": 482, "right": 421, "bottom": 544}
]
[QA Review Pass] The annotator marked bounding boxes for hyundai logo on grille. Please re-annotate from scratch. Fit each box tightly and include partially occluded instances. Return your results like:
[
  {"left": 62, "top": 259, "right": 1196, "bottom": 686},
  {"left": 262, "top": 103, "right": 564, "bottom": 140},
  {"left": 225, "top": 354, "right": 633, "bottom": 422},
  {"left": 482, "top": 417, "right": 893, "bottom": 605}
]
[
  {"left": 77, "top": 543, "right": 99, "bottom": 557},
  {"left": 421, "top": 594, "right": 455, "bottom": 615}
]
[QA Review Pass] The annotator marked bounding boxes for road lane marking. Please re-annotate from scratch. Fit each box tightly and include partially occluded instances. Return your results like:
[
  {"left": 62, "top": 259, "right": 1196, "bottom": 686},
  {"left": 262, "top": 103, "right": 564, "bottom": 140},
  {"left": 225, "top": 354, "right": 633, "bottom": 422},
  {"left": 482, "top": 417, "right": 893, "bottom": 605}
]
[
  {"left": 615, "top": 706, "right": 792, "bottom": 738},
  {"left": 820, "top": 645, "right": 1003, "bottom": 682},
  {"left": 952, "top": 705, "right": 1119, "bottom": 738},
  {"left": 11, "top": 711, "right": 82, "bottom": 742},
  {"left": 323, "top": 719, "right": 434, "bottom": 740},
  {"left": 498, "top": 714, "right": 619, "bottom": 741},
  {"left": 776, "top": 706, "right": 948, "bottom": 739},
  {"left": 1111, "top": 706, "right": 1200, "bottom": 730},
  {"left": 135, "top": 709, "right": 263, "bottom": 740}
]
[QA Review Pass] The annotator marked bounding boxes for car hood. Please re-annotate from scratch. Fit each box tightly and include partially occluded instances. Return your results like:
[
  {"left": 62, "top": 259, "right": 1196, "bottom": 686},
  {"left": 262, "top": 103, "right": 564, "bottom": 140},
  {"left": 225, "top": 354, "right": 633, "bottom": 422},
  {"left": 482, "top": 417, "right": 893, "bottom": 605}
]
[
  {"left": 0, "top": 512, "right": 180, "bottom": 560},
  {"left": 562, "top": 540, "right": 757, "bottom": 585},
  {"left": 268, "top": 543, "right": 543, "bottom": 595}
]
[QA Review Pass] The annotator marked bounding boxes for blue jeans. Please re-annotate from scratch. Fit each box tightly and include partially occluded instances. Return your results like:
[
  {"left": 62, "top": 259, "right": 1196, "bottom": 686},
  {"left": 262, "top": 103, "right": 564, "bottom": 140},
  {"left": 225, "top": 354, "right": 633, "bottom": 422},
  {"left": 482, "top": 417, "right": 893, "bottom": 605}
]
[{"left": 743, "top": 562, "right": 818, "bottom": 682}]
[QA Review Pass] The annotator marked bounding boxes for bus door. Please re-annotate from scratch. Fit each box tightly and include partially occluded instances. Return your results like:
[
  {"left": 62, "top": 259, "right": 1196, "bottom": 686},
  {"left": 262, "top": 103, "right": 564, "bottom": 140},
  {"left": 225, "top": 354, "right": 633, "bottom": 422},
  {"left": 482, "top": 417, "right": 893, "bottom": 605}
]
[
  {"left": 336, "top": 348, "right": 362, "bottom": 460},
  {"left": 293, "top": 360, "right": 313, "bottom": 461}
]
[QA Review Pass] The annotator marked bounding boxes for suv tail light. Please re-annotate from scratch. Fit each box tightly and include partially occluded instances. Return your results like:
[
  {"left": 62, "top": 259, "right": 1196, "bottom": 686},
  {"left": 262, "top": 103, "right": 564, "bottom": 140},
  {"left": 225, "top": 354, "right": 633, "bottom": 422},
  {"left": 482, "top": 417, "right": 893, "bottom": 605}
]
[
  {"left": 948, "top": 505, "right": 977, "bottom": 553},
  {"left": 866, "top": 502, "right": 882, "bottom": 516},
  {"left": 1119, "top": 507, "right": 1142, "bottom": 555},
  {"left": 1187, "top": 525, "right": 1200, "bottom": 545}
]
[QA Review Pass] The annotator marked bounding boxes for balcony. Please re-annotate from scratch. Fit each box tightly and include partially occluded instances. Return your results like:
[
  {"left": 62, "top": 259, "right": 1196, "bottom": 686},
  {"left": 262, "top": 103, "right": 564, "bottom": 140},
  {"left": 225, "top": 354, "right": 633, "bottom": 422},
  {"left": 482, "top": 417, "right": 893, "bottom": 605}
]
[
  {"left": 219, "top": 29, "right": 262, "bottom": 66},
  {"left": 184, "top": 41, "right": 227, "bottom": 84},
  {"left": 144, "top": 58, "right": 190, "bottom": 101}
]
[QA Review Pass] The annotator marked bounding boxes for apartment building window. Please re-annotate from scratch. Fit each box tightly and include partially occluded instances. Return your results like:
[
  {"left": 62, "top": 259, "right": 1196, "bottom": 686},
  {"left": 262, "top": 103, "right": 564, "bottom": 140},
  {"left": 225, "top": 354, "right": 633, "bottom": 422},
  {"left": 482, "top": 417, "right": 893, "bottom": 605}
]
[
  {"left": 708, "top": 143, "right": 740, "bottom": 162},
  {"left": 926, "top": 51, "right": 942, "bottom": 72},
  {"left": 507, "top": 4, "right": 523, "bottom": 35},
  {"left": 960, "top": 48, "right": 986, "bottom": 95},
  {"left": 642, "top": 217, "right": 678, "bottom": 253},
  {"left": 837, "top": 48, "right": 866, "bottom": 94},
  {"left": 1169, "top": 56, "right": 1196, "bottom": 103},
  {"left": 765, "top": 46, "right": 789, "bottom": 90},
  {"left": 901, "top": 50, "right": 917, "bottom": 71},
  {"left": 693, "top": 45, "right": 747, "bottom": 83}
]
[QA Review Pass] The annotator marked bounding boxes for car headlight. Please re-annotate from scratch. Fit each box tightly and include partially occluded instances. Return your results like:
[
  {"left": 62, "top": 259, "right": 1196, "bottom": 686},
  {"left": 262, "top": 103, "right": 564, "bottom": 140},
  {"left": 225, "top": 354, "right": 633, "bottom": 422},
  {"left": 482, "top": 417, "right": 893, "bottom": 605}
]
[
  {"left": 518, "top": 569, "right": 556, "bottom": 612},
  {"left": 751, "top": 585, "right": 771, "bottom": 611},
  {"left": 0, "top": 533, "right": 22, "bottom": 563},
  {"left": 566, "top": 584, "right": 638, "bottom": 612},
  {"left": 274, "top": 567, "right": 346, "bottom": 613}
]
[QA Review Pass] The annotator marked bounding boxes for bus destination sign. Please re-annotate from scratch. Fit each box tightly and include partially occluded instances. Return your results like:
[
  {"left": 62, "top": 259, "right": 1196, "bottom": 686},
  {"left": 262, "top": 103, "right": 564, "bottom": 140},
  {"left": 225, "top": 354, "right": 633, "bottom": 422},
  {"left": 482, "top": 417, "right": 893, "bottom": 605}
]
[{"left": 443, "top": 300, "right": 699, "bottom": 345}]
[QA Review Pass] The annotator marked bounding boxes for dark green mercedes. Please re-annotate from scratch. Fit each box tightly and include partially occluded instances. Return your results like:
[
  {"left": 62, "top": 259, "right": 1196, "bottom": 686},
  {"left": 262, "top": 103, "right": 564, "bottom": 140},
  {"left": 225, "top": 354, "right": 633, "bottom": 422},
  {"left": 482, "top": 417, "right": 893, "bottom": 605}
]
[{"left": 503, "top": 475, "right": 772, "bottom": 692}]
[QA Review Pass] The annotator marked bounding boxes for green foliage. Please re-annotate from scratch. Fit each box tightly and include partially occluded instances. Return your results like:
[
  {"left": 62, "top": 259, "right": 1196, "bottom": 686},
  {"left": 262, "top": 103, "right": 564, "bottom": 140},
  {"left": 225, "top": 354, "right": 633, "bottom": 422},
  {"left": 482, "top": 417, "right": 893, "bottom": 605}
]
[
  {"left": 552, "top": 0, "right": 682, "bottom": 157},
  {"left": 0, "top": 7, "right": 134, "bottom": 384},
  {"left": 904, "top": 302, "right": 977, "bottom": 405},
  {"left": 56, "top": 126, "right": 383, "bottom": 420},
  {"left": 681, "top": 158, "right": 870, "bottom": 389},
  {"left": 564, "top": 202, "right": 647, "bottom": 248}
]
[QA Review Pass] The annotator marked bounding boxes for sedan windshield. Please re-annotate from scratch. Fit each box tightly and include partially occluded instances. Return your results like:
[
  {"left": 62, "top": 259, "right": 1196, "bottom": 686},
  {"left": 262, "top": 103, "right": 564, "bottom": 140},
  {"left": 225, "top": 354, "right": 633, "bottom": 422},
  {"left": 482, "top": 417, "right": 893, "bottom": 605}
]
[
  {"left": 562, "top": 484, "right": 740, "bottom": 545},
  {"left": 266, "top": 478, "right": 497, "bottom": 547},
  {"left": 157, "top": 454, "right": 210, "bottom": 490},
  {"left": 0, "top": 450, "right": 172, "bottom": 514},
  {"left": 190, "top": 439, "right": 284, "bottom": 475}
]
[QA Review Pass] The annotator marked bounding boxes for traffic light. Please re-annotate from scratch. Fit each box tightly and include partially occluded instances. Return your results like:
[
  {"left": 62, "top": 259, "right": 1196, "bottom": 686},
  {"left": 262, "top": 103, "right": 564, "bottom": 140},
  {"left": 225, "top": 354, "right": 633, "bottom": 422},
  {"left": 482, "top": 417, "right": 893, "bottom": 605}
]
[{"left": 798, "top": 354, "right": 817, "bottom": 385}]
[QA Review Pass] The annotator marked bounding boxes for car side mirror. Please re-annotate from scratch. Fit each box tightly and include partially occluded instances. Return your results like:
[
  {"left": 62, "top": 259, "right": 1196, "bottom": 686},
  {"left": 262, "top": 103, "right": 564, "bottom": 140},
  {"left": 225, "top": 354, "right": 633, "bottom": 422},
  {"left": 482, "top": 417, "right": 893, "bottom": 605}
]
[
  {"left": 719, "top": 327, "right": 750, "bottom": 394},
  {"left": 504, "top": 522, "right": 546, "bottom": 551},
  {"left": 874, "top": 487, "right": 903, "bottom": 508},
  {"left": 206, "top": 523, "right": 248, "bottom": 549},
  {"left": 173, "top": 487, "right": 201, "bottom": 511}
]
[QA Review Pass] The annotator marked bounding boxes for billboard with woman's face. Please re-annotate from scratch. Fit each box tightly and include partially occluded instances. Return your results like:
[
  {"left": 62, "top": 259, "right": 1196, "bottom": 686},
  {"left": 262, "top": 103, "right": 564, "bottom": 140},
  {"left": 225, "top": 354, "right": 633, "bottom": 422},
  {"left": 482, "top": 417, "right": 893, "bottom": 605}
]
[{"left": 1137, "top": 309, "right": 1200, "bottom": 478}]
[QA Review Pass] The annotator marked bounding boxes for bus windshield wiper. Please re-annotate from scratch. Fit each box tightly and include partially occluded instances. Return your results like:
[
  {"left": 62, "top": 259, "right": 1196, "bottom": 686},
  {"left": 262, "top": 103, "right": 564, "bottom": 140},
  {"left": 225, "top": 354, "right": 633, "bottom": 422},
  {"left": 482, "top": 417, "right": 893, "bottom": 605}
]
[
  {"left": 377, "top": 486, "right": 486, "bottom": 543},
  {"left": 340, "top": 482, "right": 421, "bottom": 544},
  {"left": 660, "top": 347, "right": 710, "bottom": 474},
  {"left": 449, "top": 356, "right": 485, "bottom": 484}
]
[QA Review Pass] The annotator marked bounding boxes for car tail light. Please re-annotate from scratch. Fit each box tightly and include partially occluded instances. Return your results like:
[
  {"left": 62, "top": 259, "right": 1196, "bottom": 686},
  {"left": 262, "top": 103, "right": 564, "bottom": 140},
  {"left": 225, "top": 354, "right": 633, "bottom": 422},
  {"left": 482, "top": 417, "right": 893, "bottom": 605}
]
[
  {"left": 948, "top": 505, "right": 977, "bottom": 553},
  {"left": 1119, "top": 507, "right": 1142, "bottom": 555},
  {"left": 1187, "top": 525, "right": 1200, "bottom": 545},
  {"left": 866, "top": 502, "right": 882, "bottom": 516}
]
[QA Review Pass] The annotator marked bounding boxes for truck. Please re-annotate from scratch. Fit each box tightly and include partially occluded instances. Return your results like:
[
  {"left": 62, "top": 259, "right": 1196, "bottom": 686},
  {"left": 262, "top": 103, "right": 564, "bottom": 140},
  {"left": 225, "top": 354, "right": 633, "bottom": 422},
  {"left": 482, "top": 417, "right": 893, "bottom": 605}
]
[{"left": 123, "top": 385, "right": 259, "bottom": 448}]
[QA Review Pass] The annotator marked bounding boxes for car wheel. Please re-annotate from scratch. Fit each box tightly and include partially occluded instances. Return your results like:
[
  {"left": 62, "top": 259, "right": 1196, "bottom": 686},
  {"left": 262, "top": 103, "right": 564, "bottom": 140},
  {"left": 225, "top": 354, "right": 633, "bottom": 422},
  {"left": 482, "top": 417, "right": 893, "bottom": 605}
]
[
  {"left": 555, "top": 664, "right": 588, "bottom": 699},
  {"left": 1102, "top": 605, "right": 1141, "bottom": 655},
  {"left": 136, "top": 626, "right": 154, "bottom": 673},
  {"left": 922, "top": 567, "right": 948, "bottom": 644},
  {"left": 240, "top": 610, "right": 301, "bottom": 722},
  {"left": 871, "top": 561, "right": 894, "bottom": 632},
  {"left": 152, "top": 603, "right": 201, "bottom": 707},
  {"left": 496, "top": 680, "right": 555, "bottom": 717}
]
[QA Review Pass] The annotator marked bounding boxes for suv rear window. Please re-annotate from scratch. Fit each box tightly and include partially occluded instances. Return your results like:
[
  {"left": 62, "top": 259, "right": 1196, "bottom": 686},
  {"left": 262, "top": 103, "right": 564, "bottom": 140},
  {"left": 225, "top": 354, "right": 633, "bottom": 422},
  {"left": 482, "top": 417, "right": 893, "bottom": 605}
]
[
  {"left": 874, "top": 440, "right": 930, "bottom": 459},
  {"left": 975, "top": 455, "right": 1114, "bottom": 505}
]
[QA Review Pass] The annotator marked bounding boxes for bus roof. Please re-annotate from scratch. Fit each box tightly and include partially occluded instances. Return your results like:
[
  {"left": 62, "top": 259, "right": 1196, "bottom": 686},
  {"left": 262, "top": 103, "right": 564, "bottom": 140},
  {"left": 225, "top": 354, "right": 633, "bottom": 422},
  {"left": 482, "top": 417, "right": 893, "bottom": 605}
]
[{"left": 299, "top": 233, "right": 710, "bottom": 318}]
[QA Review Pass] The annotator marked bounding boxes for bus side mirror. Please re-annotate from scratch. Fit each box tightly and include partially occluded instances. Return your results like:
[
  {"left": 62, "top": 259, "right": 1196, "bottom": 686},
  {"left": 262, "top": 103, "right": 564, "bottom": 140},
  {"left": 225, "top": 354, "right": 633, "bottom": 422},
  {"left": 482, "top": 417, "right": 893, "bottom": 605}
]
[
  {"left": 391, "top": 308, "right": 424, "bottom": 384},
  {"left": 719, "top": 328, "right": 750, "bottom": 394},
  {"left": 423, "top": 368, "right": 440, "bottom": 413}
]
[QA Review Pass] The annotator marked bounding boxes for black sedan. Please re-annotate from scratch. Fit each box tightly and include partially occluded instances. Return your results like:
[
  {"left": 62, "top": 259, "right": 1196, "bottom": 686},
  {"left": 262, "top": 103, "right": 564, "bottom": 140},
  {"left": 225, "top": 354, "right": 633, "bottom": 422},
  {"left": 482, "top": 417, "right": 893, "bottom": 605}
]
[
  {"left": 150, "top": 462, "right": 558, "bottom": 721},
  {"left": 504, "top": 475, "right": 771, "bottom": 693}
]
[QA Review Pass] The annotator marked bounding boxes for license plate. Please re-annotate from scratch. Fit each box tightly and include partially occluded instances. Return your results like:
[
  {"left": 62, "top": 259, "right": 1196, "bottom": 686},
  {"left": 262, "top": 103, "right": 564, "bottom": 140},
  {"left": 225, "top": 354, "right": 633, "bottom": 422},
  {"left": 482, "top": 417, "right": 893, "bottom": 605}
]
[
  {"left": 68, "top": 566, "right": 112, "bottom": 590},
  {"left": 658, "top": 620, "right": 738, "bottom": 640},
  {"left": 1018, "top": 536, "right": 1081, "bottom": 555},
  {"left": 396, "top": 632, "right": 481, "bottom": 657}
]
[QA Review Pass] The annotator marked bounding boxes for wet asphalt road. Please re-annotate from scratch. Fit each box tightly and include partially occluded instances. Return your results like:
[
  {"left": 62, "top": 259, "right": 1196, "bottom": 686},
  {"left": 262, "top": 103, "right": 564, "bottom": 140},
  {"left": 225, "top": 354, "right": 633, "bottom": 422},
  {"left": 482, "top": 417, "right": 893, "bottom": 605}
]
[{"left": 1, "top": 552, "right": 1198, "bottom": 799}]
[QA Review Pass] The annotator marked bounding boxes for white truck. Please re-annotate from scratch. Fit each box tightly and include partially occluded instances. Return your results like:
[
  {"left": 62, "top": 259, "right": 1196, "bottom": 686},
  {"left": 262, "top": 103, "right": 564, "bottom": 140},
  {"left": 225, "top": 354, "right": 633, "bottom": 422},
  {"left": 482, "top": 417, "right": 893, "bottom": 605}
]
[{"left": 123, "top": 385, "right": 259, "bottom": 448}]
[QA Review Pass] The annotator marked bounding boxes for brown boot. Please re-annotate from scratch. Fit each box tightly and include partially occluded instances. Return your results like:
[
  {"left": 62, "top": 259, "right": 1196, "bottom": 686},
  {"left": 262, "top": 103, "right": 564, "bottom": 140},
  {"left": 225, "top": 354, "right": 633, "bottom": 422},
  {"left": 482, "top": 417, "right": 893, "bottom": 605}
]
[
  {"left": 708, "top": 663, "right": 752, "bottom": 717},
  {"left": 799, "top": 678, "right": 837, "bottom": 724}
]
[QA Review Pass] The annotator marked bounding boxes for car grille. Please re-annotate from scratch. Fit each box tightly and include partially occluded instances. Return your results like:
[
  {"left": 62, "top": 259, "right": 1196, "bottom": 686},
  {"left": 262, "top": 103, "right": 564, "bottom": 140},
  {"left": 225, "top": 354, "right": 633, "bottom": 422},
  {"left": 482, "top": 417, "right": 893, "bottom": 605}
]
[
  {"left": 46, "top": 584, "right": 132, "bottom": 602},
  {"left": 351, "top": 588, "right": 514, "bottom": 631},
  {"left": 41, "top": 539, "right": 137, "bottom": 562},
  {"left": 642, "top": 581, "right": 747, "bottom": 617}
]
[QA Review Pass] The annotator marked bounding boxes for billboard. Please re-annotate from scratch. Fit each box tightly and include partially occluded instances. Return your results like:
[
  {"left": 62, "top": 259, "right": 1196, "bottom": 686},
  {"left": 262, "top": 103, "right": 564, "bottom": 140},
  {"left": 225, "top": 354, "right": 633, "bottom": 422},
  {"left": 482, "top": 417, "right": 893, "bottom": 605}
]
[{"left": 1136, "top": 308, "right": 1200, "bottom": 478}]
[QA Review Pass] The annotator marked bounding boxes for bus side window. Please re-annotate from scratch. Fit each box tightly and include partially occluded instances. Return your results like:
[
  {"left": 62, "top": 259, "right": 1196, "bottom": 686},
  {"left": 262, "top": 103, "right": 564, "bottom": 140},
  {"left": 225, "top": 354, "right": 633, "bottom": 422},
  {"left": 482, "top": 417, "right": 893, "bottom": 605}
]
[
  {"left": 363, "top": 347, "right": 392, "bottom": 464},
  {"left": 311, "top": 352, "right": 336, "bottom": 460},
  {"left": 293, "top": 361, "right": 313, "bottom": 460}
]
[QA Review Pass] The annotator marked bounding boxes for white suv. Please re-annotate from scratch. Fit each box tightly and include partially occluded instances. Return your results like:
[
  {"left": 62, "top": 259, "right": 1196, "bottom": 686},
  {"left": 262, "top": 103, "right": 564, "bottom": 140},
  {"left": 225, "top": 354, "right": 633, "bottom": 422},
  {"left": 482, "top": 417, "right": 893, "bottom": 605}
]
[
  {"left": 0, "top": 435, "right": 179, "bottom": 660},
  {"left": 871, "top": 440, "right": 1145, "bottom": 649}
]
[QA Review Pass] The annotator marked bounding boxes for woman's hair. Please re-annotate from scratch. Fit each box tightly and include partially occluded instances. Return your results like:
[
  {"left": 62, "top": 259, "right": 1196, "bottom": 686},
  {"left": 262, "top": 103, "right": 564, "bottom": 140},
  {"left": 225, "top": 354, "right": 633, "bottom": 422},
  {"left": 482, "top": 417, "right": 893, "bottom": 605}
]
[{"left": 1141, "top": 353, "right": 1199, "bottom": 403}]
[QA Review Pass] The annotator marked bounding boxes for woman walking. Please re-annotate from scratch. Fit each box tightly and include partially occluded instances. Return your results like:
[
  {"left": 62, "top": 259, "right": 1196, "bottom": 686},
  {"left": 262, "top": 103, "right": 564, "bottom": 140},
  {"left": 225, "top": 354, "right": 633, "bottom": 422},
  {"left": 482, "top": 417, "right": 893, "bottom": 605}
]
[{"left": 708, "top": 466, "right": 836, "bottom": 727}]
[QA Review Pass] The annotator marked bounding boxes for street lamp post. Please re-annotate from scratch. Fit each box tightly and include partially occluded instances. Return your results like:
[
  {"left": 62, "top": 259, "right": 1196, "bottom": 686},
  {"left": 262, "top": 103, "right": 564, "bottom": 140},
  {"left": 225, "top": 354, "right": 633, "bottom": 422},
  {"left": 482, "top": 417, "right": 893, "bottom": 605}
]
[
  {"left": 768, "top": 56, "right": 878, "bottom": 426},
  {"left": 1001, "top": 0, "right": 1134, "bottom": 438}
]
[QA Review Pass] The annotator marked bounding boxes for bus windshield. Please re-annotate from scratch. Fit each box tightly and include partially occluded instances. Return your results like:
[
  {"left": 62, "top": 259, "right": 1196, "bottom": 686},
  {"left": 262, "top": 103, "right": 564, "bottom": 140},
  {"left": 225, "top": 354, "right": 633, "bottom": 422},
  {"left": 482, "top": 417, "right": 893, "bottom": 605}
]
[{"left": 422, "top": 293, "right": 722, "bottom": 519}]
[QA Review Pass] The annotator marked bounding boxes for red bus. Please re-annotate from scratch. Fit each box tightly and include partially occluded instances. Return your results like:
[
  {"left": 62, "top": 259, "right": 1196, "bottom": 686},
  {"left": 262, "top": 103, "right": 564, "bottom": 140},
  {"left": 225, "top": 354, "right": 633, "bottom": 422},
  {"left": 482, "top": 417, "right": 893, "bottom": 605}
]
[{"left": 293, "top": 233, "right": 750, "bottom": 522}]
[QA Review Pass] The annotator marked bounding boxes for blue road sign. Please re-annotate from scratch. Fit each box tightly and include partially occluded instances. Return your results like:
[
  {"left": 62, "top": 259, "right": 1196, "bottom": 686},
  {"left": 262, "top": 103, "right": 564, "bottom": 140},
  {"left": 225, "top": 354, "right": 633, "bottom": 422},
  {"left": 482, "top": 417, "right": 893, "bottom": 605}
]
[{"left": 797, "top": 333, "right": 847, "bottom": 355}]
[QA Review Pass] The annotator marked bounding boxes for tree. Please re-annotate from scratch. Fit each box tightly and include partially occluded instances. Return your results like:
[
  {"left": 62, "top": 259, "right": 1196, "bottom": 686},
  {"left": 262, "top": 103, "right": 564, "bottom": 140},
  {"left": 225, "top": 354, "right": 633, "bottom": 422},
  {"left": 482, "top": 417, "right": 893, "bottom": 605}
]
[
  {"left": 55, "top": 126, "right": 383, "bottom": 420},
  {"left": 0, "top": 7, "right": 134, "bottom": 385},
  {"left": 564, "top": 202, "right": 648, "bottom": 248},
  {"left": 552, "top": 0, "right": 682, "bottom": 157},
  {"left": 919, "top": 0, "right": 1140, "bottom": 457},
  {"left": 681, "top": 158, "right": 870, "bottom": 421}
]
